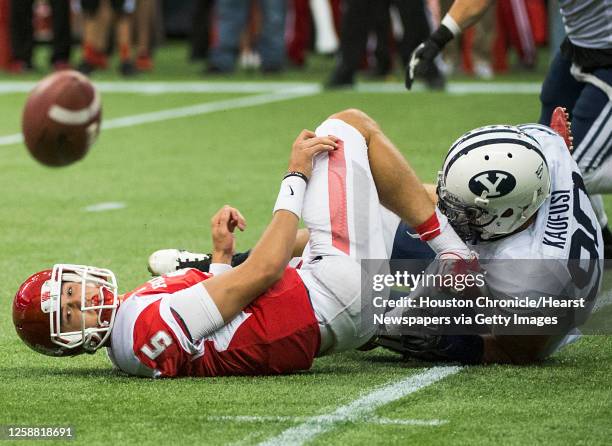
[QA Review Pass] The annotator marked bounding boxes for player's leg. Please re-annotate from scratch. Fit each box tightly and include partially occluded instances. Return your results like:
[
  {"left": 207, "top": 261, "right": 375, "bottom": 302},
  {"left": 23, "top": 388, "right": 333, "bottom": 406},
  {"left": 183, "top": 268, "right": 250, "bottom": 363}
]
[
  {"left": 300, "top": 116, "right": 390, "bottom": 262},
  {"left": 538, "top": 51, "right": 584, "bottom": 125},
  {"left": 328, "top": 109, "right": 471, "bottom": 260},
  {"left": 298, "top": 115, "right": 391, "bottom": 354},
  {"left": 569, "top": 66, "right": 612, "bottom": 254}
]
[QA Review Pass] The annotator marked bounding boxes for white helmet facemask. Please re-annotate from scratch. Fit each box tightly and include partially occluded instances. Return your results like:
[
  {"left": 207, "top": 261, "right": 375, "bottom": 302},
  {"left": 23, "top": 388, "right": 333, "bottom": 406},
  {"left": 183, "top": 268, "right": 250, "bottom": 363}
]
[
  {"left": 40, "top": 264, "right": 119, "bottom": 353},
  {"left": 437, "top": 125, "right": 551, "bottom": 242}
]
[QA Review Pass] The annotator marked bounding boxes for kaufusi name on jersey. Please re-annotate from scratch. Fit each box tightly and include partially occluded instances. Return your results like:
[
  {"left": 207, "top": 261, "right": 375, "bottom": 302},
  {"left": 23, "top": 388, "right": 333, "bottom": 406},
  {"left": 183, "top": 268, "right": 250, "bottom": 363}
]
[{"left": 543, "top": 189, "right": 571, "bottom": 249}]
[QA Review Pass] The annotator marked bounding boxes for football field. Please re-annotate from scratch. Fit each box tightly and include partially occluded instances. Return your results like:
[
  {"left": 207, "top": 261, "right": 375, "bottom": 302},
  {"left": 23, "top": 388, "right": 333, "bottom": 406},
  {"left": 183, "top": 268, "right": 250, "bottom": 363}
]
[{"left": 1, "top": 78, "right": 612, "bottom": 445}]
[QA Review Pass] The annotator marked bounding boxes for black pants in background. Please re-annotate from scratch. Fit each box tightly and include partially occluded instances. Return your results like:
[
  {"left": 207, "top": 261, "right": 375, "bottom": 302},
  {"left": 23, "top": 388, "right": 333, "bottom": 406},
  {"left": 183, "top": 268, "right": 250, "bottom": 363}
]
[
  {"left": 10, "top": 0, "right": 71, "bottom": 65},
  {"left": 332, "top": 0, "right": 432, "bottom": 81}
]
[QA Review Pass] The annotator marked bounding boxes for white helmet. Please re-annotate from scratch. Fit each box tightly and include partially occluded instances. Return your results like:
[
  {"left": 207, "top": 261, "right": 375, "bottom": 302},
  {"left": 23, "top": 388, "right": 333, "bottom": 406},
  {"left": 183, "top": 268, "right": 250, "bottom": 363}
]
[{"left": 437, "top": 125, "right": 551, "bottom": 241}]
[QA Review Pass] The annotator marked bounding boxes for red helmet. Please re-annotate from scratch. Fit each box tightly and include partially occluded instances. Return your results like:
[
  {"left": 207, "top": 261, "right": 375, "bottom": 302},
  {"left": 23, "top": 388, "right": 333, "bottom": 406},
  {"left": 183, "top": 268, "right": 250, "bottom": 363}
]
[{"left": 13, "top": 265, "right": 119, "bottom": 357}]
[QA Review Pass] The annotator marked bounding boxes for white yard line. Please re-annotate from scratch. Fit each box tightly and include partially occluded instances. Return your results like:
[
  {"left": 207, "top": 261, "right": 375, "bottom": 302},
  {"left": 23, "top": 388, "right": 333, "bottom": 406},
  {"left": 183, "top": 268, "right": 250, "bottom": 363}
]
[
  {"left": 0, "top": 80, "right": 542, "bottom": 147},
  {"left": 0, "top": 80, "right": 541, "bottom": 95},
  {"left": 0, "top": 81, "right": 321, "bottom": 94},
  {"left": 257, "top": 366, "right": 462, "bottom": 446},
  {"left": 206, "top": 415, "right": 447, "bottom": 426},
  {"left": 83, "top": 202, "right": 126, "bottom": 212},
  {"left": 0, "top": 87, "right": 319, "bottom": 147}
]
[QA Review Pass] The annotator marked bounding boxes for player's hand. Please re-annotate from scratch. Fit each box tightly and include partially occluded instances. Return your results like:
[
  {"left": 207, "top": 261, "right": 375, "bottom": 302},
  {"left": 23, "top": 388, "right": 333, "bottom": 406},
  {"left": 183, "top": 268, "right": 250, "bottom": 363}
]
[
  {"left": 406, "top": 39, "right": 442, "bottom": 90},
  {"left": 210, "top": 205, "right": 246, "bottom": 264},
  {"left": 288, "top": 129, "right": 338, "bottom": 179}
]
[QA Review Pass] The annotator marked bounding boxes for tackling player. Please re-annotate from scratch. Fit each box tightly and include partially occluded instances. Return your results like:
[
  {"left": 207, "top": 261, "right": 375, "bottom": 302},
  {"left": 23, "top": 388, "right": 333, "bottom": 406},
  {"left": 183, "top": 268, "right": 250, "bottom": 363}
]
[
  {"left": 380, "top": 121, "right": 603, "bottom": 364},
  {"left": 406, "top": 0, "right": 612, "bottom": 256},
  {"left": 13, "top": 109, "right": 472, "bottom": 378}
]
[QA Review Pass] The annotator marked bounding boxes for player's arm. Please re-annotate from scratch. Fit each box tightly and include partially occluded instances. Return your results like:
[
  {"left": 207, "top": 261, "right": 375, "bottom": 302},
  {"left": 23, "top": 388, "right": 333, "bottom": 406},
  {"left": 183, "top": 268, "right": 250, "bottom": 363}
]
[
  {"left": 406, "top": 0, "right": 494, "bottom": 89},
  {"left": 202, "top": 131, "right": 338, "bottom": 323}
]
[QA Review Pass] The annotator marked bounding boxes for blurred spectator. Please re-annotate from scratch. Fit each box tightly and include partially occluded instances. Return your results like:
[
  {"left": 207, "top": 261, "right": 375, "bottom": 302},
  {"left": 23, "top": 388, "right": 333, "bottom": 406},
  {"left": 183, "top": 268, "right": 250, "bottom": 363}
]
[
  {"left": 189, "top": 0, "right": 214, "bottom": 61},
  {"left": 78, "top": 0, "right": 136, "bottom": 76},
  {"left": 287, "top": 0, "right": 339, "bottom": 67},
  {"left": 439, "top": 0, "right": 495, "bottom": 79},
  {"left": 238, "top": 2, "right": 262, "bottom": 70},
  {"left": 207, "top": 0, "right": 287, "bottom": 73},
  {"left": 493, "top": 0, "right": 547, "bottom": 72},
  {"left": 327, "top": 0, "right": 443, "bottom": 88},
  {"left": 134, "top": 0, "right": 155, "bottom": 70},
  {"left": 368, "top": 1, "right": 392, "bottom": 77},
  {"left": 8, "top": 0, "right": 72, "bottom": 73}
]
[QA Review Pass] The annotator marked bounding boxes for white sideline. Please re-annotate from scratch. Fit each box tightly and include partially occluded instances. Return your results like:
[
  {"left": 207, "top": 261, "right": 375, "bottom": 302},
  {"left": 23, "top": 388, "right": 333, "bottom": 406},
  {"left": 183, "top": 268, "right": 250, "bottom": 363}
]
[
  {"left": 0, "top": 80, "right": 542, "bottom": 95},
  {"left": 0, "top": 88, "right": 319, "bottom": 147},
  {"left": 257, "top": 366, "right": 462, "bottom": 446},
  {"left": 206, "top": 415, "right": 447, "bottom": 426}
]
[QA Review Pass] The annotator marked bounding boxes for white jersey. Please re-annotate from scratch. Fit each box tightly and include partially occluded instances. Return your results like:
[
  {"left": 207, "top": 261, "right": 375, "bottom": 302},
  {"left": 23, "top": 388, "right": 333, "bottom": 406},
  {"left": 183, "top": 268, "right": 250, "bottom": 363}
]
[
  {"left": 471, "top": 124, "right": 603, "bottom": 262},
  {"left": 559, "top": 0, "right": 612, "bottom": 49},
  {"left": 468, "top": 124, "right": 603, "bottom": 344}
]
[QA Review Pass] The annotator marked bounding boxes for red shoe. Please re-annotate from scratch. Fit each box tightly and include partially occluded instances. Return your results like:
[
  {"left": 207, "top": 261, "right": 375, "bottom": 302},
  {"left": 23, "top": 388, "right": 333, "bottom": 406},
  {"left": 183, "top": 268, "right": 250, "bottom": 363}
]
[
  {"left": 550, "top": 106, "right": 573, "bottom": 152},
  {"left": 7, "top": 60, "right": 26, "bottom": 74},
  {"left": 135, "top": 53, "right": 154, "bottom": 72},
  {"left": 82, "top": 44, "right": 108, "bottom": 70}
]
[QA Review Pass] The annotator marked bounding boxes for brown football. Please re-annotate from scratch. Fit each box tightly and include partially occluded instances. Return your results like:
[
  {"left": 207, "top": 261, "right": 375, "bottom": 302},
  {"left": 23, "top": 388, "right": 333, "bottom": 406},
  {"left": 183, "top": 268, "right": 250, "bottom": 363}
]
[{"left": 22, "top": 70, "right": 102, "bottom": 167}]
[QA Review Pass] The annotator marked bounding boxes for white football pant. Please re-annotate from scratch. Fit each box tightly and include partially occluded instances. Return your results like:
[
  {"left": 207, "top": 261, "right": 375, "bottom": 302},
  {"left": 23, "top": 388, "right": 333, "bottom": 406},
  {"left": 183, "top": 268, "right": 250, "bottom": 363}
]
[{"left": 296, "top": 118, "right": 399, "bottom": 355}]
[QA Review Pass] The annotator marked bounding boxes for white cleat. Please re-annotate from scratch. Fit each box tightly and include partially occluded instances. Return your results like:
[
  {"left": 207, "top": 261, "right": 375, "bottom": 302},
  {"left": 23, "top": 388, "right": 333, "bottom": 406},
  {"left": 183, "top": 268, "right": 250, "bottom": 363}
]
[{"left": 147, "top": 249, "right": 211, "bottom": 276}]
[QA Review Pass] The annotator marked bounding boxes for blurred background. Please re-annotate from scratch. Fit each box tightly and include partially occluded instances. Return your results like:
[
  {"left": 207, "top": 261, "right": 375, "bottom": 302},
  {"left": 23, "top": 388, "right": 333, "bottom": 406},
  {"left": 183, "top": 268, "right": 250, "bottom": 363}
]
[{"left": 0, "top": 0, "right": 564, "bottom": 85}]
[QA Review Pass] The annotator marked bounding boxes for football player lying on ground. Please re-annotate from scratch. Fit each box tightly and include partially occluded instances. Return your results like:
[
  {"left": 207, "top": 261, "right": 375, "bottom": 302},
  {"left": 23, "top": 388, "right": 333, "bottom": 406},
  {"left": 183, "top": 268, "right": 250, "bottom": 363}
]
[
  {"left": 150, "top": 110, "right": 603, "bottom": 365},
  {"left": 406, "top": 0, "right": 612, "bottom": 257},
  {"left": 13, "top": 109, "right": 473, "bottom": 378}
]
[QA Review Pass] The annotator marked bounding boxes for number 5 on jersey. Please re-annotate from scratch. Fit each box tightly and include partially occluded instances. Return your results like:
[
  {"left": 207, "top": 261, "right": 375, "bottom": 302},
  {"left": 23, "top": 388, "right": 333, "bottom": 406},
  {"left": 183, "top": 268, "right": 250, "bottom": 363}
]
[{"left": 140, "top": 330, "right": 173, "bottom": 359}]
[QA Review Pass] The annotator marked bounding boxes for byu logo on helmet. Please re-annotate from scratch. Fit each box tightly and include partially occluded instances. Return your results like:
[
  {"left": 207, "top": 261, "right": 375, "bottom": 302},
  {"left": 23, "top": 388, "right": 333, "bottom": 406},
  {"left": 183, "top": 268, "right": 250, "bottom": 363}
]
[{"left": 468, "top": 170, "right": 517, "bottom": 198}]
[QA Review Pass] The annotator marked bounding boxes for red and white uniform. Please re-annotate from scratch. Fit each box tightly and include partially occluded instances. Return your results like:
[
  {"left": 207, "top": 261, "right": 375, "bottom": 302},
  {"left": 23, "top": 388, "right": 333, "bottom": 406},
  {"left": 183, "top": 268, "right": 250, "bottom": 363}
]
[
  {"left": 109, "top": 117, "right": 395, "bottom": 374},
  {"left": 297, "top": 119, "right": 398, "bottom": 354},
  {"left": 107, "top": 267, "right": 319, "bottom": 378}
]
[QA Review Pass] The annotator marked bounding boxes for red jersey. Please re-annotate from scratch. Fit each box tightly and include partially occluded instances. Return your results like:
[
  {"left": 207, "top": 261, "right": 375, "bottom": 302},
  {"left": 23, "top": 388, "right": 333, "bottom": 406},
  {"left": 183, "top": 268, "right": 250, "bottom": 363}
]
[{"left": 107, "top": 267, "right": 320, "bottom": 378}]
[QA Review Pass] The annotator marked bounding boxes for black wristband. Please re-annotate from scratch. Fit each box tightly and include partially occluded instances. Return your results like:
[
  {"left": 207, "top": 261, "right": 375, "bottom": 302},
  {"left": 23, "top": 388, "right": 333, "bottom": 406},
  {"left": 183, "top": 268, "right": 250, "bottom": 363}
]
[
  {"left": 284, "top": 171, "right": 308, "bottom": 183},
  {"left": 429, "top": 24, "right": 455, "bottom": 49}
]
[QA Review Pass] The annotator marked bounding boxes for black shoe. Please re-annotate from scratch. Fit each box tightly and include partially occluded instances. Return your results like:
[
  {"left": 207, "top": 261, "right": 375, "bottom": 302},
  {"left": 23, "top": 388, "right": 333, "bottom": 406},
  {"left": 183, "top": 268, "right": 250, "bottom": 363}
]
[
  {"left": 325, "top": 68, "right": 355, "bottom": 89},
  {"left": 119, "top": 61, "right": 137, "bottom": 77},
  {"left": 77, "top": 60, "right": 96, "bottom": 75},
  {"left": 416, "top": 59, "right": 446, "bottom": 90},
  {"left": 147, "top": 249, "right": 251, "bottom": 275}
]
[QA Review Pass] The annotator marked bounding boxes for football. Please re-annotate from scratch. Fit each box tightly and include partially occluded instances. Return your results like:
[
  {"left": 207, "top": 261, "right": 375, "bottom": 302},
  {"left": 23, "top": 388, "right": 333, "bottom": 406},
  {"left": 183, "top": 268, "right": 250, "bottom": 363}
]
[{"left": 22, "top": 70, "right": 102, "bottom": 167}]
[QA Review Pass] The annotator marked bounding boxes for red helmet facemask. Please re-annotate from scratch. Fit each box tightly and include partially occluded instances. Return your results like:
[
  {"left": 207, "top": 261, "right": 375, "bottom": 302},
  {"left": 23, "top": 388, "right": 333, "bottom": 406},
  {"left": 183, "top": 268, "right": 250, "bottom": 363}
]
[{"left": 13, "top": 264, "right": 119, "bottom": 357}]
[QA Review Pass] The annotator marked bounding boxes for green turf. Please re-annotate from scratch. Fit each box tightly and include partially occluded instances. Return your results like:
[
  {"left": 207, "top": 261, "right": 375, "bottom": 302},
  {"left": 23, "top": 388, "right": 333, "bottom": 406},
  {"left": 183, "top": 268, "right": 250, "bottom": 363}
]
[{"left": 0, "top": 45, "right": 611, "bottom": 446}]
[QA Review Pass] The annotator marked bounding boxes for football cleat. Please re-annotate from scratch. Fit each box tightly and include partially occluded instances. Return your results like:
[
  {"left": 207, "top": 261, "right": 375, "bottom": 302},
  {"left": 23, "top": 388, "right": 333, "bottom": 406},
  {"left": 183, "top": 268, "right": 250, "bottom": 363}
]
[
  {"left": 550, "top": 106, "right": 573, "bottom": 152},
  {"left": 147, "top": 249, "right": 212, "bottom": 276},
  {"left": 147, "top": 249, "right": 252, "bottom": 275}
]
